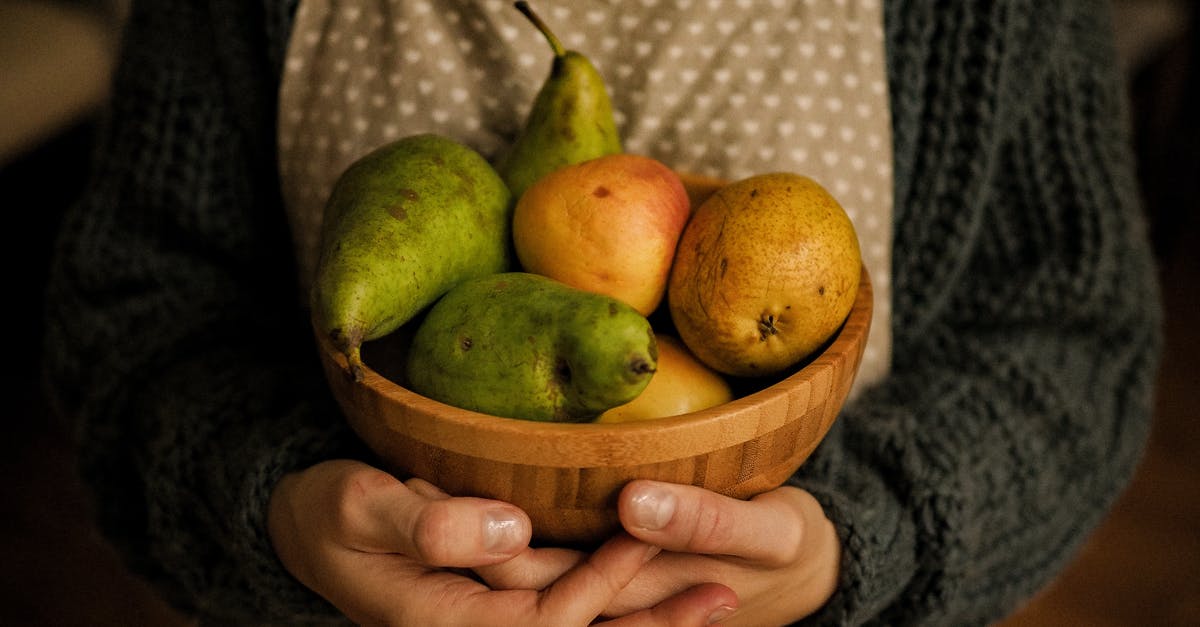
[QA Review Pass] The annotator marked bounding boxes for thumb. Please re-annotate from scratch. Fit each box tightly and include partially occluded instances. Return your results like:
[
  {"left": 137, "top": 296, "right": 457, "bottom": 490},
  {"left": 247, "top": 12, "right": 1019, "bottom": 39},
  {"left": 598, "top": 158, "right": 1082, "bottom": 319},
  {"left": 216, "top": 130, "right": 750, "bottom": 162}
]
[{"left": 339, "top": 464, "right": 532, "bottom": 568}]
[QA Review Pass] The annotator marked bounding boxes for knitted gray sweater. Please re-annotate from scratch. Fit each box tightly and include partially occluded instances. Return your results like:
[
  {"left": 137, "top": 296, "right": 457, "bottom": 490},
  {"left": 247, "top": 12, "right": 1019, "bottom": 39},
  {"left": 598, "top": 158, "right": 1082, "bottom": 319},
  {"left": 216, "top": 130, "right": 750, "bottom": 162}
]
[{"left": 42, "top": 1, "right": 1162, "bottom": 625}]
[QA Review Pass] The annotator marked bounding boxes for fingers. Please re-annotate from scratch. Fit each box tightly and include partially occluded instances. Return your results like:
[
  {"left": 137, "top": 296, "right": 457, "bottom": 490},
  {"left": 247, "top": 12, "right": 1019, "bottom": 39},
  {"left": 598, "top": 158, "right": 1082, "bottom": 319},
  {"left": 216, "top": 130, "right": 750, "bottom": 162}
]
[
  {"left": 600, "top": 583, "right": 739, "bottom": 627},
  {"left": 617, "top": 481, "right": 815, "bottom": 566},
  {"left": 336, "top": 465, "right": 532, "bottom": 567},
  {"left": 535, "top": 533, "right": 661, "bottom": 622},
  {"left": 474, "top": 545, "right": 586, "bottom": 590}
]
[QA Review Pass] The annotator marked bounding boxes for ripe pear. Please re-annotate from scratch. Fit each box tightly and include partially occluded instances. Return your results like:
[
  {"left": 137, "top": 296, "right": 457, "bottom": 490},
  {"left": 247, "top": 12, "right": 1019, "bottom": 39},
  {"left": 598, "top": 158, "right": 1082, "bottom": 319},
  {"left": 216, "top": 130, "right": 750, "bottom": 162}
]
[
  {"left": 312, "top": 134, "right": 513, "bottom": 381},
  {"left": 668, "top": 173, "right": 862, "bottom": 377},
  {"left": 496, "top": 1, "right": 622, "bottom": 199},
  {"left": 406, "top": 272, "right": 657, "bottom": 423},
  {"left": 512, "top": 153, "right": 691, "bottom": 316}
]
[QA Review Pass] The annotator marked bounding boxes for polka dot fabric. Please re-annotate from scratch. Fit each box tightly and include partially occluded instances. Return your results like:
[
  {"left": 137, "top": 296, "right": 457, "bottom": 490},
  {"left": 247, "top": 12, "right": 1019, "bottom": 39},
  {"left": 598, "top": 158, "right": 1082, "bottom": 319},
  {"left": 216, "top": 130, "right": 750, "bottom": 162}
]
[{"left": 278, "top": 0, "right": 894, "bottom": 391}]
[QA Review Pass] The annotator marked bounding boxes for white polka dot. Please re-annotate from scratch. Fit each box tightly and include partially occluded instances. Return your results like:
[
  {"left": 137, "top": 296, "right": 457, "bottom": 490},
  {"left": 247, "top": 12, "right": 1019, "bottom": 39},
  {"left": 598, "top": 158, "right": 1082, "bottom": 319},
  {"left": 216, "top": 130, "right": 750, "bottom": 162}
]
[
  {"left": 619, "top": 14, "right": 639, "bottom": 30},
  {"left": 636, "top": 41, "right": 653, "bottom": 57},
  {"left": 822, "top": 151, "right": 840, "bottom": 166},
  {"left": 432, "top": 109, "right": 449, "bottom": 124},
  {"left": 732, "top": 43, "right": 750, "bottom": 57},
  {"left": 777, "top": 121, "right": 795, "bottom": 136},
  {"left": 825, "top": 96, "right": 844, "bottom": 112},
  {"left": 796, "top": 95, "right": 814, "bottom": 110},
  {"left": 763, "top": 93, "right": 781, "bottom": 108},
  {"left": 790, "top": 147, "right": 808, "bottom": 163},
  {"left": 741, "top": 119, "right": 759, "bottom": 134},
  {"left": 758, "top": 146, "right": 776, "bottom": 161},
  {"left": 807, "top": 122, "right": 826, "bottom": 138}
]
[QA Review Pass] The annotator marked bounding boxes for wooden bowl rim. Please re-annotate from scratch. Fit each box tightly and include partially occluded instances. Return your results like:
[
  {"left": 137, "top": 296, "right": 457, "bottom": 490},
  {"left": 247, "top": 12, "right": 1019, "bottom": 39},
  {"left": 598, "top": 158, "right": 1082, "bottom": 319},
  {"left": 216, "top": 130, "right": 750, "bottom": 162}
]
[{"left": 317, "top": 266, "right": 872, "bottom": 466}]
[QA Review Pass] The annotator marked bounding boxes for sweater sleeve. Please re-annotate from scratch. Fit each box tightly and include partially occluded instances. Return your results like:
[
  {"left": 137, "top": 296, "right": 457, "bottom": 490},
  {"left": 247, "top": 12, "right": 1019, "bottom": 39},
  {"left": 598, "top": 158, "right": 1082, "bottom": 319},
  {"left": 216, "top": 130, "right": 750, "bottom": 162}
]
[
  {"left": 42, "top": 3, "right": 353, "bottom": 624},
  {"left": 792, "top": 2, "right": 1166, "bottom": 619},
  {"left": 793, "top": 2, "right": 1162, "bottom": 625}
]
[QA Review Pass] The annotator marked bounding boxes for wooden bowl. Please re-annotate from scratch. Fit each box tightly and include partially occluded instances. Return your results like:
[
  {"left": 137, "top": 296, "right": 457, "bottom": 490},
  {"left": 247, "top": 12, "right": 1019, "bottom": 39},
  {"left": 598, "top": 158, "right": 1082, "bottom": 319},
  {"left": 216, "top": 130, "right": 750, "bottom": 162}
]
[{"left": 314, "top": 176, "right": 873, "bottom": 545}]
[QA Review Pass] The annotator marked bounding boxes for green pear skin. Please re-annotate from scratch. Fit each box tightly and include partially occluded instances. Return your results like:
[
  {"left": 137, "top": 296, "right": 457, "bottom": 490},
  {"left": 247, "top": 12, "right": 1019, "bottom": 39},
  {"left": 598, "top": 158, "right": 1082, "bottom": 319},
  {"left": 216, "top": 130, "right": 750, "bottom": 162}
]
[
  {"left": 406, "top": 272, "right": 658, "bottom": 422},
  {"left": 313, "top": 134, "right": 513, "bottom": 381},
  {"left": 497, "top": 1, "right": 622, "bottom": 199}
]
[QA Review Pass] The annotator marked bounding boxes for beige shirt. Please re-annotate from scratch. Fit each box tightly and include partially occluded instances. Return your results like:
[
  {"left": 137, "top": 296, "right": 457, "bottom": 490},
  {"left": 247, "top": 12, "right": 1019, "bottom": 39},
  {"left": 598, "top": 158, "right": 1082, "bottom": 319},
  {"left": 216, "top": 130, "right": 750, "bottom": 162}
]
[{"left": 279, "top": 0, "right": 894, "bottom": 393}]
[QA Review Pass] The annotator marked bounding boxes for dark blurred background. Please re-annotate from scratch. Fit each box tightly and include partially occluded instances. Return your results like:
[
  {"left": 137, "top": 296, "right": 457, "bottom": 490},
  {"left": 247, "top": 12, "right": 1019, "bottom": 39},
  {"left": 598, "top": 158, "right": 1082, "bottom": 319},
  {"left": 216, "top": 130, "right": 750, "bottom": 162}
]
[{"left": 2, "top": 1, "right": 1196, "bottom": 624}]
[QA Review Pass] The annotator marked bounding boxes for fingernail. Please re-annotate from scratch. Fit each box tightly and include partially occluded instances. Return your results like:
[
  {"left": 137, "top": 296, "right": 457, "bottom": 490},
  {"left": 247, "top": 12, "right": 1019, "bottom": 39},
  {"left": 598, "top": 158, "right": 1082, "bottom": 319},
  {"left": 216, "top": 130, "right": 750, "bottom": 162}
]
[
  {"left": 629, "top": 484, "right": 676, "bottom": 530},
  {"left": 707, "top": 605, "right": 736, "bottom": 624},
  {"left": 484, "top": 509, "right": 525, "bottom": 553}
]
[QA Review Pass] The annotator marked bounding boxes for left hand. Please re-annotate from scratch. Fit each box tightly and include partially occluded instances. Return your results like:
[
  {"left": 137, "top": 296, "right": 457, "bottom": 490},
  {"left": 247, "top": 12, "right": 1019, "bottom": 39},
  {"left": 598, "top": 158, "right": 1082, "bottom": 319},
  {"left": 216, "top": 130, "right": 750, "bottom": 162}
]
[{"left": 477, "top": 481, "right": 840, "bottom": 626}]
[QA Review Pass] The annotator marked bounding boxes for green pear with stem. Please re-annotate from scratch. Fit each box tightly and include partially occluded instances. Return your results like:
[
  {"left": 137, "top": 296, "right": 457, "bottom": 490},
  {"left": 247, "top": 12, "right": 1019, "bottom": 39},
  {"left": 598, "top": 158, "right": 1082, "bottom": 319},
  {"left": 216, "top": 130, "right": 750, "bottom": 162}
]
[{"left": 497, "top": 1, "right": 622, "bottom": 199}]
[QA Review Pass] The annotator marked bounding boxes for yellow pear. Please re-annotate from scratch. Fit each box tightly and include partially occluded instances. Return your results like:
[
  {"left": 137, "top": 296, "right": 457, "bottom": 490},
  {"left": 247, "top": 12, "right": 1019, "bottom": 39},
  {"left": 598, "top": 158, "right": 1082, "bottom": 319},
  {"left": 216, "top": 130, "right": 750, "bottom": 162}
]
[
  {"left": 667, "top": 173, "right": 861, "bottom": 377},
  {"left": 596, "top": 335, "right": 731, "bottom": 423}
]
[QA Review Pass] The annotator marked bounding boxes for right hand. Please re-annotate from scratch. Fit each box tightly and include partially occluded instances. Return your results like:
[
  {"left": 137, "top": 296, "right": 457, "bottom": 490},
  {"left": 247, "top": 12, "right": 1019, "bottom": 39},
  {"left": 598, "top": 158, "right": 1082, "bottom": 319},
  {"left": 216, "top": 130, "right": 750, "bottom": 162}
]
[{"left": 267, "top": 460, "right": 736, "bottom": 626}]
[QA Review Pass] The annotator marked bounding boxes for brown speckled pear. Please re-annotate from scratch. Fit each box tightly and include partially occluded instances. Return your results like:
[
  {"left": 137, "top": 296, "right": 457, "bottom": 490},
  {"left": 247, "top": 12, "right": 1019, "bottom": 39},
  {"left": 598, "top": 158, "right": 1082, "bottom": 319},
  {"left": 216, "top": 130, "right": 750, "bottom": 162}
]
[{"left": 668, "top": 173, "right": 862, "bottom": 377}]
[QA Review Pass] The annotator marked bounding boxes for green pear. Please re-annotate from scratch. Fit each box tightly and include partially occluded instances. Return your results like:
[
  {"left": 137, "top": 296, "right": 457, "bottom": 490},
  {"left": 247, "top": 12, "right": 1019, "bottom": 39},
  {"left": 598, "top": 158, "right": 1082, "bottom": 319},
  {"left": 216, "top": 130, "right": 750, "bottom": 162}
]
[
  {"left": 406, "top": 272, "right": 657, "bottom": 422},
  {"left": 313, "top": 134, "right": 513, "bottom": 381},
  {"left": 496, "top": 1, "right": 622, "bottom": 199}
]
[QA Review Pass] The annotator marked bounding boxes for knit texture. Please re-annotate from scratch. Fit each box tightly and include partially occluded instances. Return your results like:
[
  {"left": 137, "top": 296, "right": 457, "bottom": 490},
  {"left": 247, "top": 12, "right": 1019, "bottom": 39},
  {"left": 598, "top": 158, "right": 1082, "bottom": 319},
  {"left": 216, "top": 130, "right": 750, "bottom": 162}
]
[{"left": 41, "top": 1, "right": 1161, "bottom": 625}]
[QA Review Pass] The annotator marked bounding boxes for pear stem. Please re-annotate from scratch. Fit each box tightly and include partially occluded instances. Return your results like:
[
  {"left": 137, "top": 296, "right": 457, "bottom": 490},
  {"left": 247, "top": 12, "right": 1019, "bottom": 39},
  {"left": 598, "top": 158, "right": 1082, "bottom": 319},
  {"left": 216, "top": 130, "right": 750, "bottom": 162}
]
[
  {"left": 514, "top": 2, "right": 565, "bottom": 58},
  {"left": 346, "top": 345, "right": 366, "bottom": 383}
]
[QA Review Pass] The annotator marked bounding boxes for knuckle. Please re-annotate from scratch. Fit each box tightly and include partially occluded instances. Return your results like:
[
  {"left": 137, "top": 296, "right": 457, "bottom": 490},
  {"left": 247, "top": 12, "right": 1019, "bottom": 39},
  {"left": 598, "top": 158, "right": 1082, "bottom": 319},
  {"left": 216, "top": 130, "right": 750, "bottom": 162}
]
[
  {"left": 687, "top": 500, "right": 736, "bottom": 552},
  {"left": 411, "top": 499, "right": 458, "bottom": 564}
]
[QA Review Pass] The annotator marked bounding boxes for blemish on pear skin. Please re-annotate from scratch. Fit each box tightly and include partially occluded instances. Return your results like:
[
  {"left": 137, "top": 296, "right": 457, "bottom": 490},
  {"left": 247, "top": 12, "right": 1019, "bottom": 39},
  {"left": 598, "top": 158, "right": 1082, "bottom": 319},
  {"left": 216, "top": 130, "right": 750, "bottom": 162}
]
[
  {"left": 593, "top": 186, "right": 611, "bottom": 198},
  {"left": 460, "top": 336, "right": 473, "bottom": 351},
  {"left": 388, "top": 189, "right": 420, "bottom": 220}
]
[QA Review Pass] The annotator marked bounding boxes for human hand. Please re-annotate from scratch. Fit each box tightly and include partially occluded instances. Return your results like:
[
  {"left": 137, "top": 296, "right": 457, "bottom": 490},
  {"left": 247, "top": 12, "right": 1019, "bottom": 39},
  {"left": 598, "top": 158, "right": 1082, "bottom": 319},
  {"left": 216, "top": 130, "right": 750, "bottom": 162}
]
[
  {"left": 267, "top": 460, "right": 737, "bottom": 626},
  {"left": 478, "top": 481, "right": 839, "bottom": 626}
]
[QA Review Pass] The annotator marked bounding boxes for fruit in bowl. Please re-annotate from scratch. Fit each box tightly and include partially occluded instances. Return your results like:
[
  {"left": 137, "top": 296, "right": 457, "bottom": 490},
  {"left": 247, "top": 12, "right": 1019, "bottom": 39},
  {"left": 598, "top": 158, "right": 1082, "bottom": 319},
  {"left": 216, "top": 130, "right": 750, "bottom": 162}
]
[{"left": 313, "top": 254, "right": 871, "bottom": 545}]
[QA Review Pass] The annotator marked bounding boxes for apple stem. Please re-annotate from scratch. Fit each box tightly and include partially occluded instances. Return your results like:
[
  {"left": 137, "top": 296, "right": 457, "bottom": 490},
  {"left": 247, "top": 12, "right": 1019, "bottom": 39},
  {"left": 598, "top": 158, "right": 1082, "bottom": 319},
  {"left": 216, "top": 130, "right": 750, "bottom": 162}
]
[{"left": 514, "top": 2, "right": 565, "bottom": 58}]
